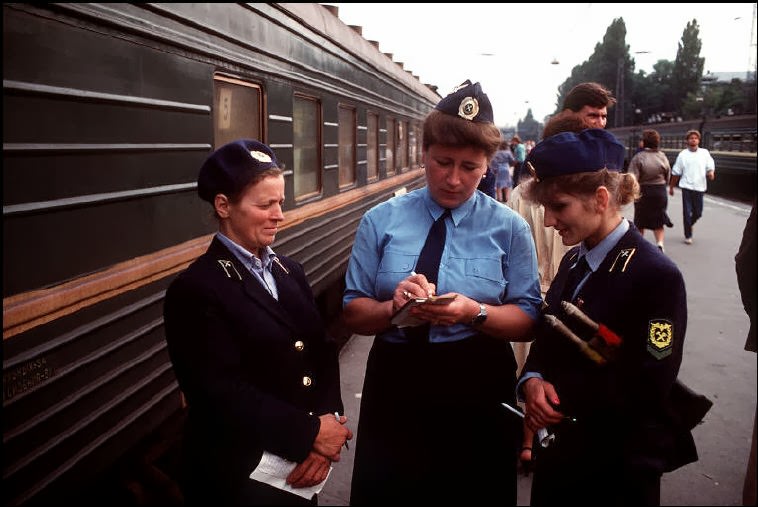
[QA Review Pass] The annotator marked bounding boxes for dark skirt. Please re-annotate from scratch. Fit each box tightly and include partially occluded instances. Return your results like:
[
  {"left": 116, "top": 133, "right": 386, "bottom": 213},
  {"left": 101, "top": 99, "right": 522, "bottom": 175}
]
[
  {"left": 349, "top": 334, "right": 521, "bottom": 505},
  {"left": 634, "top": 184, "right": 671, "bottom": 230}
]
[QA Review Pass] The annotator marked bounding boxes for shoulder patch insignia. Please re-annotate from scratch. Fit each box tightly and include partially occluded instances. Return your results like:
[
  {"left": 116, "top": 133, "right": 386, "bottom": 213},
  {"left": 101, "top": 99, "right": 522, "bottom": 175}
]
[
  {"left": 609, "top": 248, "right": 636, "bottom": 273},
  {"left": 647, "top": 319, "right": 674, "bottom": 359}
]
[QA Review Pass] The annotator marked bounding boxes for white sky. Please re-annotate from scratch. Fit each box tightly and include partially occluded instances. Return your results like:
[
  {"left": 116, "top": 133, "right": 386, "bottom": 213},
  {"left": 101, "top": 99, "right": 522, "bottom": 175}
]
[{"left": 328, "top": 3, "right": 757, "bottom": 127}]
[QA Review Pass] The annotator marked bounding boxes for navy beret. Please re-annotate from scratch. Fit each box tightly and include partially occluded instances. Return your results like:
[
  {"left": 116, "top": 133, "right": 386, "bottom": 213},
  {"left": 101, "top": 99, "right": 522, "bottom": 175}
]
[
  {"left": 435, "top": 79, "right": 494, "bottom": 123},
  {"left": 197, "top": 139, "right": 280, "bottom": 202},
  {"left": 526, "top": 128, "right": 625, "bottom": 180}
]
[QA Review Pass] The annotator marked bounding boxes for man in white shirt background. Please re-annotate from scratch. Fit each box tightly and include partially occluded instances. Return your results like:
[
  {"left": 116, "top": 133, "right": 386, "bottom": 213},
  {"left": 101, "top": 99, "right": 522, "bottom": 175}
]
[{"left": 669, "top": 129, "right": 715, "bottom": 244}]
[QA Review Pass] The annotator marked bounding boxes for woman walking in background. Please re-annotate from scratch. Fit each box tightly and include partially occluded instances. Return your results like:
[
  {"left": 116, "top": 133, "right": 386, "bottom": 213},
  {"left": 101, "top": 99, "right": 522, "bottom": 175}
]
[
  {"left": 493, "top": 140, "right": 516, "bottom": 202},
  {"left": 628, "top": 129, "right": 673, "bottom": 252}
]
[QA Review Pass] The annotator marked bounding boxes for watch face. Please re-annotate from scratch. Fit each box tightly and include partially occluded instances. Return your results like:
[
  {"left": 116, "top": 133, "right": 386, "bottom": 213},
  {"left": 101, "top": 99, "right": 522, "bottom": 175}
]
[{"left": 473, "top": 304, "right": 487, "bottom": 324}]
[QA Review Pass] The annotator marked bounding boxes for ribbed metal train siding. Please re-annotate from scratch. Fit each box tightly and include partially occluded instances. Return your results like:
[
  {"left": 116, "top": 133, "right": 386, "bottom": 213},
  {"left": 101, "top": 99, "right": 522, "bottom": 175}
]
[
  {"left": 3, "top": 281, "right": 179, "bottom": 506},
  {"left": 2, "top": 6, "right": 214, "bottom": 297},
  {"left": 3, "top": 8, "right": 211, "bottom": 503}
]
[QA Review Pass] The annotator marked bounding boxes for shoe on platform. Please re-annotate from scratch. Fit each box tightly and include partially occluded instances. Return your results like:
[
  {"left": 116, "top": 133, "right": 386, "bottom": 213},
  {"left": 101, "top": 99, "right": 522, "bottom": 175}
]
[{"left": 684, "top": 237, "right": 693, "bottom": 245}]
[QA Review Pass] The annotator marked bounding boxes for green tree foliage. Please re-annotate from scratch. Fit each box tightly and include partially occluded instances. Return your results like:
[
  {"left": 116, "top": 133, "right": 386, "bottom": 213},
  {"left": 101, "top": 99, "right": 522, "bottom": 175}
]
[
  {"left": 683, "top": 78, "right": 757, "bottom": 118},
  {"left": 671, "top": 20, "right": 705, "bottom": 111},
  {"left": 540, "top": 16, "right": 754, "bottom": 129},
  {"left": 553, "top": 18, "right": 632, "bottom": 127}
]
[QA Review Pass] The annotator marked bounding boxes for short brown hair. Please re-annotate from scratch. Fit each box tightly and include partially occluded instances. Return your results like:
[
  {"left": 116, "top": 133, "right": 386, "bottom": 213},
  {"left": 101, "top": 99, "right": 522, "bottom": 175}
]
[
  {"left": 423, "top": 110, "right": 501, "bottom": 159},
  {"left": 542, "top": 111, "right": 590, "bottom": 138},
  {"left": 563, "top": 82, "right": 616, "bottom": 112},
  {"left": 642, "top": 129, "right": 661, "bottom": 150}
]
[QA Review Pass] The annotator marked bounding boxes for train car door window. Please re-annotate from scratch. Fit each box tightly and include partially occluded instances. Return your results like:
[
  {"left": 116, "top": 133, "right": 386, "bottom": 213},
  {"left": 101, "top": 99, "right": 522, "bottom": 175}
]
[
  {"left": 397, "top": 120, "right": 408, "bottom": 173},
  {"left": 338, "top": 104, "right": 356, "bottom": 187},
  {"left": 293, "top": 94, "right": 322, "bottom": 199},
  {"left": 367, "top": 112, "right": 379, "bottom": 181},
  {"left": 408, "top": 122, "right": 418, "bottom": 169},
  {"left": 213, "top": 75, "right": 261, "bottom": 148},
  {"left": 386, "top": 118, "right": 396, "bottom": 176}
]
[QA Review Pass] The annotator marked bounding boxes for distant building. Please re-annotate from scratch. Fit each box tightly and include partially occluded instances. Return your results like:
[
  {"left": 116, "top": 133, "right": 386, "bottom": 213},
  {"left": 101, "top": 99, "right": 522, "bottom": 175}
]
[{"left": 702, "top": 70, "right": 756, "bottom": 84}]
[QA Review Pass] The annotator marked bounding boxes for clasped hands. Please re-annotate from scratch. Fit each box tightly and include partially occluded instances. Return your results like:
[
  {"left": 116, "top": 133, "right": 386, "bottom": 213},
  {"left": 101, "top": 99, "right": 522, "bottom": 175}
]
[
  {"left": 392, "top": 272, "right": 476, "bottom": 326},
  {"left": 286, "top": 413, "right": 353, "bottom": 488}
]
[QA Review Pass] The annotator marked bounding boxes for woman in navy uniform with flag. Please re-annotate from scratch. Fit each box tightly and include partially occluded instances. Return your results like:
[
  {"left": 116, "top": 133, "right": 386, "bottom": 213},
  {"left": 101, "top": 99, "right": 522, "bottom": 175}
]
[
  {"left": 163, "top": 139, "right": 352, "bottom": 506},
  {"left": 518, "top": 129, "right": 698, "bottom": 505}
]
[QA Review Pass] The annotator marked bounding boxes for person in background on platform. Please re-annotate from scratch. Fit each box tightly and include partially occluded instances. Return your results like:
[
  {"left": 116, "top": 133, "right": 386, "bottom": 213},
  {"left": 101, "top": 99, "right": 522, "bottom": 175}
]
[
  {"left": 163, "top": 139, "right": 352, "bottom": 506},
  {"left": 561, "top": 81, "right": 616, "bottom": 129},
  {"left": 669, "top": 129, "right": 715, "bottom": 245},
  {"left": 343, "top": 79, "right": 542, "bottom": 506},
  {"left": 493, "top": 139, "right": 516, "bottom": 202},
  {"left": 508, "top": 110, "right": 587, "bottom": 472},
  {"left": 628, "top": 128, "right": 674, "bottom": 253},
  {"left": 736, "top": 200, "right": 756, "bottom": 506},
  {"left": 510, "top": 135, "right": 527, "bottom": 187},
  {"left": 476, "top": 160, "right": 498, "bottom": 199},
  {"left": 635, "top": 137, "right": 645, "bottom": 155},
  {"left": 518, "top": 129, "right": 698, "bottom": 505}
]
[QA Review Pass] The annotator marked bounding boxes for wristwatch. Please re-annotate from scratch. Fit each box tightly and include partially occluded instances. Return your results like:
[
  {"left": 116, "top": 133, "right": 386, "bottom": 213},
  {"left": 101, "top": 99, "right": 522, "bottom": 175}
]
[{"left": 472, "top": 302, "right": 487, "bottom": 325}]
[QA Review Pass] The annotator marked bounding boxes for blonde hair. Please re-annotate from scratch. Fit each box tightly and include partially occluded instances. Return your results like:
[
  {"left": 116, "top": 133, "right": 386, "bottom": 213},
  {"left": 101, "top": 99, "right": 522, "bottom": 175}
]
[{"left": 523, "top": 169, "right": 640, "bottom": 210}]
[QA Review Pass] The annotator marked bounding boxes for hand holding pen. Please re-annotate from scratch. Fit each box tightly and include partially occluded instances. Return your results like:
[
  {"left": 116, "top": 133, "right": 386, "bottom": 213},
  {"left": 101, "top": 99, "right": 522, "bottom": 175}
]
[
  {"left": 335, "top": 412, "right": 349, "bottom": 450},
  {"left": 394, "top": 271, "right": 436, "bottom": 313},
  {"left": 315, "top": 413, "right": 353, "bottom": 460}
]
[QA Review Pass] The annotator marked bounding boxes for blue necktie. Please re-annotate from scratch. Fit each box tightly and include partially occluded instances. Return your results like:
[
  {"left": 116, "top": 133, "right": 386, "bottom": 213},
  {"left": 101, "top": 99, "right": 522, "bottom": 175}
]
[
  {"left": 405, "top": 209, "right": 451, "bottom": 343},
  {"left": 561, "top": 256, "right": 590, "bottom": 302},
  {"left": 414, "top": 209, "right": 451, "bottom": 285}
]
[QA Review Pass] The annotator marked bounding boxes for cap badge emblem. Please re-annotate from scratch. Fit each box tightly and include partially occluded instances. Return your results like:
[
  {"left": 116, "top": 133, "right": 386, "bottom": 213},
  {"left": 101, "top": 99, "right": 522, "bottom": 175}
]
[
  {"left": 250, "top": 150, "right": 272, "bottom": 163},
  {"left": 458, "top": 97, "right": 479, "bottom": 121}
]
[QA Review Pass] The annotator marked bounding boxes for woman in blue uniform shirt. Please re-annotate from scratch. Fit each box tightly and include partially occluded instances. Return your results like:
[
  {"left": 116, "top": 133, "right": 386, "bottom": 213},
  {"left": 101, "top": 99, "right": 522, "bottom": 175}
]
[
  {"left": 518, "top": 129, "right": 697, "bottom": 505},
  {"left": 343, "top": 80, "right": 542, "bottom": 505},
  {"left": 163, "top": 139, "right": 352, "bottom": 506}
]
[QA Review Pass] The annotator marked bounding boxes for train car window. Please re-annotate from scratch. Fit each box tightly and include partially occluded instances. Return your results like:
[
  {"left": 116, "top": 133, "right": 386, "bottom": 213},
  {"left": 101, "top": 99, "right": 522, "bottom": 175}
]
[
  {"left": 367, "top": 112, "right": 379, "bottom": 181},
  {"left": 213, "top": 75, "right": 262, "bottom": 148},
  {"left": 408, "top": 122, "right": 418, "bottom": 169},
  {"left": 293, "top": 94, "right": 322, "bottom": 198},
  {"left": 338, "top": 104, "right": 357, "bottom": 187},
  {"left": 396, "top": 120, "right": 408, "bottom": 173},
  {"left": 386, "top": 117, "right": 396, "bottom": 176}
]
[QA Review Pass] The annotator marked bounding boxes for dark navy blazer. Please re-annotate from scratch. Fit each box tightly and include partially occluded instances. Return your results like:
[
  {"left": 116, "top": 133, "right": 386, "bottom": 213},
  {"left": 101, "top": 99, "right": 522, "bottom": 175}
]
[
  {"left": 523, "top": 221, "right": 696, "bottom": 474},
  {"left": 163, "top": 237, "right": 343, "bottom": 502}
]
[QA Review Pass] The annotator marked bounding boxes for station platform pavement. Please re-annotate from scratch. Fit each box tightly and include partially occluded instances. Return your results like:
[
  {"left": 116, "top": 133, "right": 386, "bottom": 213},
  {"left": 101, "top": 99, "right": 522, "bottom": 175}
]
[{"left": 318, "top": 190, "right": 755, "bottom": 506}]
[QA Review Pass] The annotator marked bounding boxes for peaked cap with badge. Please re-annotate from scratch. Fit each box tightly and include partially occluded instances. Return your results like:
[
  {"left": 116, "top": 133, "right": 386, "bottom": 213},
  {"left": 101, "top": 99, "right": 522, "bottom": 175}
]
[
  {"left": 526, "top": 128, "right": 625, "bottom": 181},
  {"left": 435, "top": 79, "right": 494, "bottom": 123},
  {"left": 197, "top": 139, "right": 280, "bottom": 203}
]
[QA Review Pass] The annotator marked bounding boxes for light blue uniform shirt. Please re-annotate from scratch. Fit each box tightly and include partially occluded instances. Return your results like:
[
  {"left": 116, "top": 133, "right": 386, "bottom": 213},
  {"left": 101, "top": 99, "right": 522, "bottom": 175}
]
[
  {"left": 216, "top": 232, "right": 279, "bottom": 300},
  {"left": 344, "top": 187, "right": 542, "bottom": 343}
]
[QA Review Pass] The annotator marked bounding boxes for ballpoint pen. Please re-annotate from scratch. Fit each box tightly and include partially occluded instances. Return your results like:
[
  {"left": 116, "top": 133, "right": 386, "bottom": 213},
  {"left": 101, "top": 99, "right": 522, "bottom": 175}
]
[
  {"left": 335, "top": 412, "right": 349, "bottom": 449},
  {"left": 501, "top": 402, "right": 556, "bottom": 448}
]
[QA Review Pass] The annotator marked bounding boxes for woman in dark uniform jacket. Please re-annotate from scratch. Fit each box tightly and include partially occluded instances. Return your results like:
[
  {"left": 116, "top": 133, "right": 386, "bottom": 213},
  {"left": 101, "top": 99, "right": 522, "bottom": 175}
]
[
  {"left": 518, "top": 129, "right": 697, "bottom": 506},
  {"left": 163, "top": 139, "right": 352, "bottom": 506}
]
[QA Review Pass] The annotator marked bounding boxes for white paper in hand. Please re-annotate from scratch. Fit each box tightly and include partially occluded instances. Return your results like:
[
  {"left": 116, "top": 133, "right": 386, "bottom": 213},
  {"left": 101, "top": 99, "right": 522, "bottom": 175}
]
[{"left": 249, "top": 451, "right": 333, "bottom": 500}]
